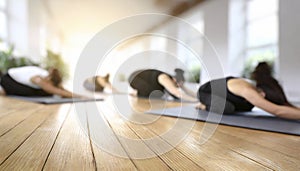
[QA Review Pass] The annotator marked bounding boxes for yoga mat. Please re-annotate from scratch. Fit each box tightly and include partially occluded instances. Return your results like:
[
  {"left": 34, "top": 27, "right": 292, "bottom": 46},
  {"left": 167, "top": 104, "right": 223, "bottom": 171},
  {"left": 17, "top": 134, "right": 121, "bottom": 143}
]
[
  {"left": 136, "top": 94, "right": 198, "bottom": 103},
  {"left": 9, "top": 95, "right": 103, "bottom": 104},
  {"left": 146, "top": 106, "right": 300, "bottom": 135}
]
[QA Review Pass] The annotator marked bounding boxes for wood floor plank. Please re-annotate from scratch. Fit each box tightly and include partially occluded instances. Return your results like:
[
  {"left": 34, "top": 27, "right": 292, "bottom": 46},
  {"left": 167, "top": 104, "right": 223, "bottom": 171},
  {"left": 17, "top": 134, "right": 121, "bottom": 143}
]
[
  {"left": 0, "top": 104, "right": 70, "bottom": 170},
  {"left": 202, "top": 124, "right": 300, "bottom": 170},
  {"left": 96, "top": 98, "right": 205, "bottom": 171},
  {"left": 178, "top": 124, "right": 272, "bottom": 170},
  {"left": 85, "top": 102, "right": 138, "bottom": 170},
  {"left": 0, "top": 95, "right": 299, "bottom": 170},
  {"left": 0, "top": 97, "right": 39, "bottom": 118},
  {"left": 0, "top": 105, "right": 44, "bottom": 136},
  {"left": 94, "top": 100, "right": 172, "bottom": 171},
  {"left": 0, "top": 97, "right": 24, "bottom": 107},
  {"left": 43, "top": 104, "right": 96, "bottom": 171},
  {"left": 0, "top": 104, "right": 61, "bottom": 164},
  {"left": 170, "top": 119, "right": 300, "bottom": 170},
  {"left": 215, "top": 124, "right": 300, "bottom": 158},
  {"left": 91, "top": 148, "right": 137, "bottom": 171},
  {"left": 120, "top": 98, "right": 269, "bottom": 170},
  {"left": 136, "top": 99, "right": 300, "bottom": 170},
  {"left": 145, "top": 114, "right": 271, "bottom": 170},
  {"left": 128, "top": 122, "right": 205, "bottom": 171}
]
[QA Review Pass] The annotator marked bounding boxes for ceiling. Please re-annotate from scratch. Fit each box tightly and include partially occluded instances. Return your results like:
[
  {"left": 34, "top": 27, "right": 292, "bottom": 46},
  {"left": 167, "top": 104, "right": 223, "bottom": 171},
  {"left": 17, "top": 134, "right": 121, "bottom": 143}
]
[
  {"left": 43, "top": 0, "right": 172, "bottom": 36},
  {"left": 42, "top": 0, "right": 205, "bottom": 39},
  {"left": 39, "top": 0, "right": 206, "bottom": 60}
]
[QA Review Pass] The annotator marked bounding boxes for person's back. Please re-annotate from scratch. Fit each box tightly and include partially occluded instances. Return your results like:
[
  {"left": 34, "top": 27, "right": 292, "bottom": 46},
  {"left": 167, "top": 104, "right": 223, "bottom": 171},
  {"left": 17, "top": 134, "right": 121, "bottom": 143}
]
[
  {"left": 0, "top": 66, "right": 52, "bottom": 96},
  {"left": 0, "top": 66, "right": 79, "bottom": 98},
  {"left": 128, "top": 69, "right": 167, "bottom": 97},
  {"left": 8, "top": 66, "right": 49, "bottom": 89},
  {"left": 128, "top": 68, "right": 197, "bottom": 102}
]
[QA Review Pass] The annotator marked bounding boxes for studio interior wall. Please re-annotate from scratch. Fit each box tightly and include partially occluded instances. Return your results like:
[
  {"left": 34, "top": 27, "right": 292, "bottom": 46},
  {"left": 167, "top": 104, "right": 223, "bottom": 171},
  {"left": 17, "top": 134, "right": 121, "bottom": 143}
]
[{"left": 5, "top": 0, "right": 300, "bottom": 101}]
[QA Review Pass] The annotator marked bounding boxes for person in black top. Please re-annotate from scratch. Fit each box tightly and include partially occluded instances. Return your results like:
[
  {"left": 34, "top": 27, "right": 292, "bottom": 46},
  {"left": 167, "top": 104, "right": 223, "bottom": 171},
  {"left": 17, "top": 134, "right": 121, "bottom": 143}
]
[
  {"left": 128, "top": 69, "right": 197, "bottom": 102},
  {"left": 197, "top": 62, "right": 300, "bottom": 120},
  {"left": 251, "top": 62, "right": 293, "bottom": 107},
  {"left": 198, "top": 76, "right": 254, "bottom": 114}
]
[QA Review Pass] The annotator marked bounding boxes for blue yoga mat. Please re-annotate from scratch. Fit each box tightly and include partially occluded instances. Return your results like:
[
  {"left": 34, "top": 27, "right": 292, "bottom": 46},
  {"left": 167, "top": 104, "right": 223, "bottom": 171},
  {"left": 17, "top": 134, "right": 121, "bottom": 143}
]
[
  {"left": 146, "top": 106, "right": 300, "bottom": 135},
  {"left": 9, "top": 96, "right": 103, "bottom": 104}
]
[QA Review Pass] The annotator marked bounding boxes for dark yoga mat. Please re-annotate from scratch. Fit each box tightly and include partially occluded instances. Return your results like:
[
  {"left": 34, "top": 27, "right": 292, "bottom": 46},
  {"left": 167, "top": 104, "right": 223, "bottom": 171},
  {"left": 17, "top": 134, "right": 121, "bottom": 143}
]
[
  {"left": 146, "top": 106, "right": 300, "bottom": 135},
  {"left": 9, "top": 95, "right": 103, "bottom": 104}
]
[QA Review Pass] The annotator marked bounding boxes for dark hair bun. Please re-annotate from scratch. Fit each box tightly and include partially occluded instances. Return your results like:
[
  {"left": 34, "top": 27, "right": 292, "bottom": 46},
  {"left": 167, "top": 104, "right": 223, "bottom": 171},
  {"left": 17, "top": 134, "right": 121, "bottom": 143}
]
[{"left": 49, "top": 68, "right": 62, "bottom": 87}]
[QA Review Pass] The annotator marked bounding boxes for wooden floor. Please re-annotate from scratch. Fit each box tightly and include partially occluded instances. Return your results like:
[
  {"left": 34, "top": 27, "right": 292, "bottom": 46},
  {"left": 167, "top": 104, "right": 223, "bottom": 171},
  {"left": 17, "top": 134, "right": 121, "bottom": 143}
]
[{"left": 0, "top": 94, "right": 299, "bottom": 171}]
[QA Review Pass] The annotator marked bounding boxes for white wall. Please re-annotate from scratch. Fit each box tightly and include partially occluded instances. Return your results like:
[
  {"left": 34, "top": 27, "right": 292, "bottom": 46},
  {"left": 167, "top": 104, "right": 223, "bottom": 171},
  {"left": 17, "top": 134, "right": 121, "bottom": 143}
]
[
  {"left": 200, "top": 0, "right": 230, "bottom": 84},
  {"left": 7, "top": 0, "right": 55, "bottom": 62},
  {"left": 6, "top": 0, "right": 300, "bottom": 100},
  {"left": 27, "top": 0, "right": 43, "bottom": 62},
  {"left": 278, "top": 0, "right": 300, "bottom": 101},
  {"left": 7, "top": 0, "right": 29, "bottom": 56},
  {"left": 228, "top": 0, "right": 246, "bottom": 77},
  {"left": 45, "top": 0, "right": 181, "bottom": 88}
]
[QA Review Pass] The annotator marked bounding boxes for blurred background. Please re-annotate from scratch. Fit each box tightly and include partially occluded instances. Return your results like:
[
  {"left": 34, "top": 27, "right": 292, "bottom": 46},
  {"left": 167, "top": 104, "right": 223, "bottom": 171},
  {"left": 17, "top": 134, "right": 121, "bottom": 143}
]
[{"left": 0, "top": 0, "right": 299, "bottom": 101}]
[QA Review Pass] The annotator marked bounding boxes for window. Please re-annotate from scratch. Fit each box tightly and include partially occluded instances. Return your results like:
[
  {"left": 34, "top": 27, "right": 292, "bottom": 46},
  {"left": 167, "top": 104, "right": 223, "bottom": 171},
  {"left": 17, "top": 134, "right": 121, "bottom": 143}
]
[
  {"left": 0, "top": 0, "right": 5, "bottom": 8},
  {"left": 177, "top": 13, "right": 204, "bottom": 83},
  {"left": 0, "top": 0, "right": 7, "bottom": 40},
  {"left": 243, "top": 0, "right": 279, "bottom": 78}
]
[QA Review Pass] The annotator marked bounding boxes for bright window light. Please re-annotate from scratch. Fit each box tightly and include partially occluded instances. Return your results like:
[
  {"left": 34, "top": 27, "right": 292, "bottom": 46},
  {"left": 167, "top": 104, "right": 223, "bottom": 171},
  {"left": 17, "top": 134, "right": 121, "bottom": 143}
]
[
  {"left": 247, "top": 0, "right": 278, "bottom": 22},
  {"left": 0, "top": 12, "right": 7, "bottom": 39},
  {"left": 0, "top": 0, "right": 6, "bottom": 9},
  {"left": 243, "top": 0, "right": 279, "bottom": 78},
  {"left": 246, "top": 46, "right": 278, "bottom": 60},
  {"left": 247, "top": 15, "right": 278, "bottom": 48}
]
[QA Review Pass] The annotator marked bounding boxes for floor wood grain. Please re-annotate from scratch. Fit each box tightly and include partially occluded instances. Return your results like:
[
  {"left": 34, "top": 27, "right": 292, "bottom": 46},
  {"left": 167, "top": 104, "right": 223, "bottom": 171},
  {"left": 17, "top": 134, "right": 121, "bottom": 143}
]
[{"left": 0, "top": 95, "right": 299, "bottom": 171}]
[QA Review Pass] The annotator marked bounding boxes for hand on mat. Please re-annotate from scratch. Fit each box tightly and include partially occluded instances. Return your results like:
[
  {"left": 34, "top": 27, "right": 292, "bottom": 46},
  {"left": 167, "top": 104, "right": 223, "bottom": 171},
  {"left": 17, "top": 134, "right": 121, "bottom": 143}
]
[
  {"left": 129, "top": 93, "right": 137, "bottom": 97},
  {"left": 71, "top": 94, "right": 89, "bottom": 99},
  {"left": 195, "top": 103, "right": 206, "bottom": 110}
]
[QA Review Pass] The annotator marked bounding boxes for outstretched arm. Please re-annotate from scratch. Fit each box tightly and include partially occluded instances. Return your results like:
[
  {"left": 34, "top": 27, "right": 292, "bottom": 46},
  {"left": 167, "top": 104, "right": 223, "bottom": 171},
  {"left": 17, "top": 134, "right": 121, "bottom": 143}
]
[
  {"left": 180, "top": 84, "right": 198, "bottom": 98},
  {"left": 228, "top": 79, "right": 300, "bottom": 120},
  {"left": 31, "top": 76, "right": 81, "bottom": 98},
  {"left": 158, "top": 74, "right": 198, "bottom": 102},
  {"left": 96, "top": 76, "right": 119, "bottom": 93}
]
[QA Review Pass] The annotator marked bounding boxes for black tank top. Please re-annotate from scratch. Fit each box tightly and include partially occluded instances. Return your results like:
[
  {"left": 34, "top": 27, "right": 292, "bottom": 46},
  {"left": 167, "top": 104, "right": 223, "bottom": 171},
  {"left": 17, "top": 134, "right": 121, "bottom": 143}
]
[
  {"left": 200, "top": 77, "right": 254, "bottom": 111},
  {"left": 225, "top": 77, "right": 254, "bottom": 111},
  {"left": 129, "top": 69, "right": 177, "bottom": 98}
]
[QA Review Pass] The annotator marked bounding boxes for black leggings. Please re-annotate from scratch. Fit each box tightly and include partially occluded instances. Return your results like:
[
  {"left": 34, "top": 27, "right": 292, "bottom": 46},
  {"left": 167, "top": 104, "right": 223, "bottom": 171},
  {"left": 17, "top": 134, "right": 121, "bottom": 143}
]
[{"left": 0, "top": 74, "right": 51, "bottom": 96}]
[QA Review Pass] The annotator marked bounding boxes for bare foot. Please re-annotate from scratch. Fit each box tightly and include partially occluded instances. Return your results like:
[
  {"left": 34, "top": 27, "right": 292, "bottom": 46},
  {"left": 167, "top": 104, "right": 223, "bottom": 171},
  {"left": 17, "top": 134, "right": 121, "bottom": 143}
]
[
  {"left": 0, "top": 90, "right": 6, "bottom": 96},
  {"left": 195, "top": 103, "right": 206, "bottom": 110}
]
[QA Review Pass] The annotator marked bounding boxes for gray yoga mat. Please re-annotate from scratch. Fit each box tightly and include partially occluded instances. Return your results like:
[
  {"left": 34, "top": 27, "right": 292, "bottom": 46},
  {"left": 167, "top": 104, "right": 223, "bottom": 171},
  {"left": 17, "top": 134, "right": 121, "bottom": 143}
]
[
  {"left": 147, "top": 106, "right": 300, "bottom": 135},
  {"left": 9, "top": 95, "right": 103, "bottom": 104}
]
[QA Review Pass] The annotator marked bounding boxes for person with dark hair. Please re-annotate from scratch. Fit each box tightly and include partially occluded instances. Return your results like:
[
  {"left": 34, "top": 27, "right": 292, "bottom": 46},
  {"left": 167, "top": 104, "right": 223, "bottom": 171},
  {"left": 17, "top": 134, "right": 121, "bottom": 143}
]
[
  {"left": 128, "top": 68, "right": 197, "bottom": 102},
  {"left": 197, "top": 62, "right": 300, "bottom": 120},
  {"left": 0, "top": 66, "right": 80, "bottom": 98},
  {"left": 83, "top": 74, "right": 118, "bottom": 93},
  {"left": 251, "top": 62, "right": 293, "bottom": 107}
]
